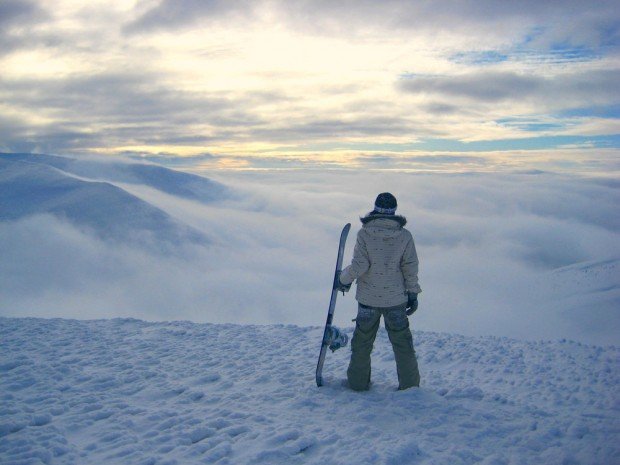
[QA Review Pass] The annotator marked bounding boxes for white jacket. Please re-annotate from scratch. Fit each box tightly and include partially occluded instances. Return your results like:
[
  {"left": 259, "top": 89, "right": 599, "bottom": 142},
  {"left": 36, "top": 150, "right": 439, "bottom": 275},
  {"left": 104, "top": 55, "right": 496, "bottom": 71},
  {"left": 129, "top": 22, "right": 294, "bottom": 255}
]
[{"left": 340, "top": 214, "right": 421, "bottom": 308}]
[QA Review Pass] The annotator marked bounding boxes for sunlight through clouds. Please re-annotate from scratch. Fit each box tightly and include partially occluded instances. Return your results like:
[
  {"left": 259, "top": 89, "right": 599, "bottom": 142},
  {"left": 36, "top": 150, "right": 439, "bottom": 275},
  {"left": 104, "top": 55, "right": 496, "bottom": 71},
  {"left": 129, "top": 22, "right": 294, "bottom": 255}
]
[{"left": 0, "top": 0, "right": 618, "bottom": 168}]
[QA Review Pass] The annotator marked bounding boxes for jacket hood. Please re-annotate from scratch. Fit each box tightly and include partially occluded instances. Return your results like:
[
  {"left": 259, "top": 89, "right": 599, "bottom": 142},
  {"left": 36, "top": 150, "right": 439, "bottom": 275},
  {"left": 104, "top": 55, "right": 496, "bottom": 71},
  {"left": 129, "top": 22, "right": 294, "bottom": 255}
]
[{"left": 360, "top": 213, "right": 407, "bottom": 227}]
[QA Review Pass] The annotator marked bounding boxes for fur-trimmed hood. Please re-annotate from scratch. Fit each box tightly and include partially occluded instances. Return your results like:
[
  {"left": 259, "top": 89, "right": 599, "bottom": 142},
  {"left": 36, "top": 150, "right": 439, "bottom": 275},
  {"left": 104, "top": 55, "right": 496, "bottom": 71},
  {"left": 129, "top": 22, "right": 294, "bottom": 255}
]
[{"left": 360, "top": 213, "right": 407, "bottom": 227}]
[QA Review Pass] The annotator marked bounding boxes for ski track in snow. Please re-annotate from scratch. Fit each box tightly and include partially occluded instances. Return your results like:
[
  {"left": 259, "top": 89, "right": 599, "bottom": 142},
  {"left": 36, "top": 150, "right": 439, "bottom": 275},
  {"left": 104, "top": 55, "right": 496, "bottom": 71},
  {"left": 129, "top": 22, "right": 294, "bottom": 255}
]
[{"left": 1, "top": 318, "right": 618, "bottom": 465}]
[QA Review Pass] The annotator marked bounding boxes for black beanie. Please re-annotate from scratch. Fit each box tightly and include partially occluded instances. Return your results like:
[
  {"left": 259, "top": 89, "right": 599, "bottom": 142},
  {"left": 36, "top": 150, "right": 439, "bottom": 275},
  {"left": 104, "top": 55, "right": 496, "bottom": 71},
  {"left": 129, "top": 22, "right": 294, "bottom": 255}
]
[{"left": 374, "top": 192, "right": 397, "bottom": 214}]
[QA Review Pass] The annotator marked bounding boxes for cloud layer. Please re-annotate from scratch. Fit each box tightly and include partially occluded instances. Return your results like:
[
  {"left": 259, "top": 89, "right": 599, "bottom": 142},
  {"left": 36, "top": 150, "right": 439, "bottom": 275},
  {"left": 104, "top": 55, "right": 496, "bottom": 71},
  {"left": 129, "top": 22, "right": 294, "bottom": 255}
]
[
  {"left": 399, "top": 69, "right": 618, "bottom": 108},
  {"left": 1, "top": 156, "right": 618, "bottom": 345}
]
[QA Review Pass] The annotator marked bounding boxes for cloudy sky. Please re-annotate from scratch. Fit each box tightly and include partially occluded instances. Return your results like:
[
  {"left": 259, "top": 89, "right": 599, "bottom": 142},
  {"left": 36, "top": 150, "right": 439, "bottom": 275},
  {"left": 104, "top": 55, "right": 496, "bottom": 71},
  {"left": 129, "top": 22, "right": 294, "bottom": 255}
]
[{"left": 1, "top": 0, "right": 619, "bottom": 171}]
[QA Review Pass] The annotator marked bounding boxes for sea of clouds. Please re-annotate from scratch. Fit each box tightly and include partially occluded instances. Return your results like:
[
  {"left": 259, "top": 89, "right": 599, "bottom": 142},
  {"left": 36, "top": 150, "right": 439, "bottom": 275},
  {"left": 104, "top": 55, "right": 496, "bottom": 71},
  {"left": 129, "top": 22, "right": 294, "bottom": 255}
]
[{"left": 1, "top": 159, "right": 618, "bottom": 345}]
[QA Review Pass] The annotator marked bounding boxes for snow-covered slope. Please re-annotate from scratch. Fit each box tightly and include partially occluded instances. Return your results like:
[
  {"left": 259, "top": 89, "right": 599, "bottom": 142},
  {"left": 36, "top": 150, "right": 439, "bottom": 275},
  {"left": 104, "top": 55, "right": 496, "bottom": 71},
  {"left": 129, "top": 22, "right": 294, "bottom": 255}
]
[
  {"left": 1, "top": 318, "right": 617, "bottom": 465},
  {"left": 0, "top": 153, "right": 228, "bottom": 204},
  {"left": 543, "top": 259, "right": 620, "bottom": 346},
  {"left": 549, "top": 258, "right": 619, "bottom": 296},
  {"left": 0, "top": 156, "right": 208, "bottom": 247}
]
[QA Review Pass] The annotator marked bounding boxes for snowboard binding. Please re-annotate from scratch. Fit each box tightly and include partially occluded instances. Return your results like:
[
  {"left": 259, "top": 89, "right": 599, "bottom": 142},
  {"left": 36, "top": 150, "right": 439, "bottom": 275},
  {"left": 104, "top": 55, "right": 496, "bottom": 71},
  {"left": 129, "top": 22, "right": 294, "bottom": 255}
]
[{"left": 324, "top": 325, "right": 349, "bottom": 352}]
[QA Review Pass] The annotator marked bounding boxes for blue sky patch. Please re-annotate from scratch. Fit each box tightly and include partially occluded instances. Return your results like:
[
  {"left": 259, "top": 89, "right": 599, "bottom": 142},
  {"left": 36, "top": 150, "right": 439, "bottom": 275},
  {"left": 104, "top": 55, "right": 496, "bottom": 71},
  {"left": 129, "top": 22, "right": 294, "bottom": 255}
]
[
  {"left": 449, "top": 50, "right": 508, "bottom": 65},
  {"left": 558, "top": 105, "right": 620, "bottom": 119},
  {"left": 291, "top": 135, "right": 620, "bottom": 154},
  {"left": 412, "top": 135, "right": 620, "bottom": 152},
  {"left": 496, "top": 117, "right": 565, "bottom": 132}
]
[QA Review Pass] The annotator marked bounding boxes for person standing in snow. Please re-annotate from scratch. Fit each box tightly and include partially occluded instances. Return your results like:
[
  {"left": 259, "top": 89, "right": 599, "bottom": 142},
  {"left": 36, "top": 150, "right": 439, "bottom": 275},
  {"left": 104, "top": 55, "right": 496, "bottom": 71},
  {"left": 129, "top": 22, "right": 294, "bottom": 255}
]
[{"left": 337, "top": 193, "right": 421, "bottom": 391}]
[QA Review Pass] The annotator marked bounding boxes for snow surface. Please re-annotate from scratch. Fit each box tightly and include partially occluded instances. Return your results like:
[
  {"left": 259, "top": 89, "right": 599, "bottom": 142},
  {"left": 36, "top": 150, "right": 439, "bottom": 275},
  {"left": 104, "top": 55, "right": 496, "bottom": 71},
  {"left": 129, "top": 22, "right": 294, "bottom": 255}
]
[
  {"left": 0, "top": 153, "right": 229, "bottom": 204},
  {"left": 542, "top": 258, "right": 620, "bottom": 345},
  {"left": 0, "top": 156, "right": 209, "bottom": 247},
  {"left": 1, "top": 317, "right": 618, "bottom": 465}
]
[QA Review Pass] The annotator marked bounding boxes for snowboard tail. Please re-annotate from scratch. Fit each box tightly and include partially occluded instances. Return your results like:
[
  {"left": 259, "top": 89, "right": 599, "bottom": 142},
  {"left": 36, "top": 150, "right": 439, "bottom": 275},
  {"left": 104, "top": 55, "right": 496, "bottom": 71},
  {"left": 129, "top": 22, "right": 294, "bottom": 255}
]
[{"left": 316, "top": 223, "right": 351, "bottom": 387}]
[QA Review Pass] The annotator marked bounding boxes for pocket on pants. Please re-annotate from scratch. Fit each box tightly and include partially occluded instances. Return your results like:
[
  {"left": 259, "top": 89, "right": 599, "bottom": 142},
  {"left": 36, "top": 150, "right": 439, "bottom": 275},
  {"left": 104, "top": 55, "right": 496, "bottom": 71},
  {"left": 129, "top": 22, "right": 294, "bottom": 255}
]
[
  {"left": 384, "top": 307, "right": 409, "bottom": 331},
  {"left": 356, "top": 305, "right": 379, "bottom": 331}
]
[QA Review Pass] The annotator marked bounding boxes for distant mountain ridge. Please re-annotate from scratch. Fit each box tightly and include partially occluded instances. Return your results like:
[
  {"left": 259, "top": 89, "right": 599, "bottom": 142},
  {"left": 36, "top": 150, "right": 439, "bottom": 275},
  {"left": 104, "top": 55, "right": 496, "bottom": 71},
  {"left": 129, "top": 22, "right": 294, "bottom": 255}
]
[
  {"left": 0, "top": 152, "right": 228, "bottom": 203},
  {"left": 550, "top": 258, "right": 620, "bottom": 295},
  {"left": 0, "top": 153, "right": 224, "bottom": 248}
]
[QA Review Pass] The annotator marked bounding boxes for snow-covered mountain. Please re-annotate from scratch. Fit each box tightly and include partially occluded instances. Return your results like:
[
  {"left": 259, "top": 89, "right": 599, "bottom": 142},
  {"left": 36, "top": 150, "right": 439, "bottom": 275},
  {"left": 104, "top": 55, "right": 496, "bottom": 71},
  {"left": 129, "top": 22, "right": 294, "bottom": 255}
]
[
  {"left": 1, "top": 154, "right": 618, "bottom": 463},
  {"left": 549, "top": 258, "right": 619, "bottom": 296},
  {"left": 0, "top": 317, "right": 617, "bottom": 465},
  {"left": 0, "top": 153, "right": 223, "bottom": 247},
  {"left": 0, "top": 153, "right": 228, "bottom": 204},
  {"left": 542, "top": 258, "right": 620, "bottom": 345}
]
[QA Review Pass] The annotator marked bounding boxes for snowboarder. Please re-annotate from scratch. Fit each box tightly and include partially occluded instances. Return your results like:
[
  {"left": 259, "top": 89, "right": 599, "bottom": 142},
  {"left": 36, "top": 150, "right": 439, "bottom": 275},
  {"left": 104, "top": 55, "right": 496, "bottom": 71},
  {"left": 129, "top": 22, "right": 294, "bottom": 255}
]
[{"left": 337, "top": 193, "right": 422, "bottom": 391}]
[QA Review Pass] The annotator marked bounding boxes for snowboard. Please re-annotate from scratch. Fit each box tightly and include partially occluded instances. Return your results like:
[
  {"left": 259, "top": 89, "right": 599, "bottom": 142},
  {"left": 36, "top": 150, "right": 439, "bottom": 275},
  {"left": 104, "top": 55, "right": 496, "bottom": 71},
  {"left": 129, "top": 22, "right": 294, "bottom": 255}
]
[{"left": 316, "top": 223, "right": 351, "bottom": 387}]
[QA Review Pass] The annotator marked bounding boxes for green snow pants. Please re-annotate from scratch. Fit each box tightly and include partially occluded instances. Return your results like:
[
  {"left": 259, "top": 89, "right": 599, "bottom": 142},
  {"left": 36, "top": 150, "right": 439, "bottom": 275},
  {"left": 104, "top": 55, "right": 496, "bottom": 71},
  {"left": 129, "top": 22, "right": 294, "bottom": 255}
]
[{"left": 347, "top": 302, "right": 420, "bottom": 391}]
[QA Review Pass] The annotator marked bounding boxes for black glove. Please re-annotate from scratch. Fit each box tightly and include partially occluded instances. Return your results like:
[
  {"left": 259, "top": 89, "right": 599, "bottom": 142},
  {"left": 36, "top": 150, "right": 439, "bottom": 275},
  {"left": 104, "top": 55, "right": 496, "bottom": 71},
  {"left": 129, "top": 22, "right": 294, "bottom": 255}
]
[
  {"left": 334, "top": 271, "right": 352, "bottom": 293},
  {"left": 406, "top": 292, "right": 418, "bottom": 316}
]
